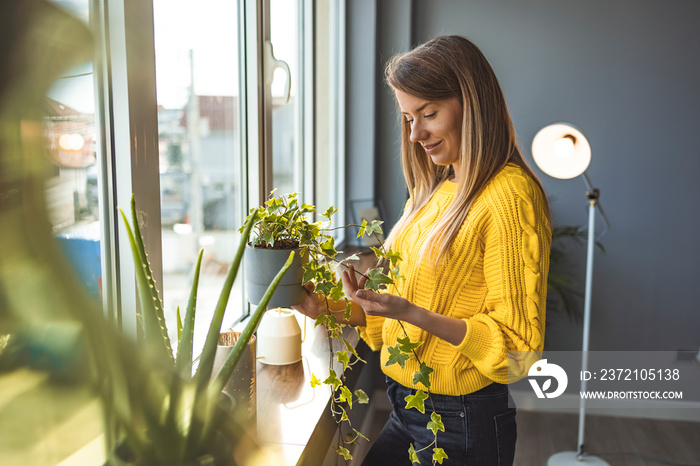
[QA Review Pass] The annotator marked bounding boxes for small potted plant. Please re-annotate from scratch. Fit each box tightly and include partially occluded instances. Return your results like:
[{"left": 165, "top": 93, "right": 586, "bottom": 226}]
[{"left": 243, "top": 190, "right": 341, "bottom": 308}]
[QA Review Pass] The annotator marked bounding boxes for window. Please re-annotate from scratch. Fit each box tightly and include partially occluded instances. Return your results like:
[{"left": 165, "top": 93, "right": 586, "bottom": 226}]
[
  {"left": 14, "top": 0, "right": 346, "bottom": 463},
  {"left": 45, "top": 1, "right": 102, "bottom": 302},
  {"left": 152, "top": 0, "right": 247, "bottom": 351},
  {"left": 42, "top": 0, "right": 345, "bottom": 355}
]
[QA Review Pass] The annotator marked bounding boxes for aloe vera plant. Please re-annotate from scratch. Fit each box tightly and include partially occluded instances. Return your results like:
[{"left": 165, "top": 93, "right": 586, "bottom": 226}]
[
  {"left": 114, "top": 197, "right": 294, "bottom": 464},
  {"left": 0, "top": 3, "right": 294, "bottom": 463}
]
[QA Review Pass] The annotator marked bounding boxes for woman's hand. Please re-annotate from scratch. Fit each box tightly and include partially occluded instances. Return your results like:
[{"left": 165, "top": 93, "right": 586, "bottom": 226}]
[
  {"left": 342, "top": 265, "right": 467, "bottom": 345},
  {"left": 341, "top": 265, "right": 419, "bottom": 322},
  {"left": 291, "top": 282, "right": 326, "bottom": 320}
]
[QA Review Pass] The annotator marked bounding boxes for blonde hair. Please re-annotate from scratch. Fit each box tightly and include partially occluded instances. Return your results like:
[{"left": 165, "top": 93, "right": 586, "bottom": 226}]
[{"left": 385, "top": 35, "right": 549, "bottom": 265}]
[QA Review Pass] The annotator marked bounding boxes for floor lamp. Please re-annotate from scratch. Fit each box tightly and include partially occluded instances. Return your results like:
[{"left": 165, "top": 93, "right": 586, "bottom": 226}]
[{"left": 532, "top": 123, "right": 611, "bottom": 465}]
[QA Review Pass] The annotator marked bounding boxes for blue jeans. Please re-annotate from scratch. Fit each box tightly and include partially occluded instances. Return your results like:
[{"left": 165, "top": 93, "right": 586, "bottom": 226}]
[{"left": 363, "top": 377, "right": 517, "bottom": 465}]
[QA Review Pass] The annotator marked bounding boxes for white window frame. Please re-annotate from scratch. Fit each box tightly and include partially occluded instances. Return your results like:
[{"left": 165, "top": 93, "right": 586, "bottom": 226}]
[{"left": 94, "top": 0, "right": 345, "bottom": 325}]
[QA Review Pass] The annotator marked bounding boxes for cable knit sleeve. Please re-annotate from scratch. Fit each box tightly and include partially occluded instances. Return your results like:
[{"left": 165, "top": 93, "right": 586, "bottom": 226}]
[{"left": 453, "top": 172, "right": 551, "bottom": 383}]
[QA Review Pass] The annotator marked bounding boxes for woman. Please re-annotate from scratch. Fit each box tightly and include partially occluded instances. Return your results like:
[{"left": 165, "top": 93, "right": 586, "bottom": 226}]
[{"left": 294, "top": 35, "right": 551, "bottom": 465}]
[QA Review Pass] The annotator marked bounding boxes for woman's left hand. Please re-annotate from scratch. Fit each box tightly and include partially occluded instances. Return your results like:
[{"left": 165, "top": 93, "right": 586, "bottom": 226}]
[{"left": 342, "top": 265, "right": 419, "bottom": 322}]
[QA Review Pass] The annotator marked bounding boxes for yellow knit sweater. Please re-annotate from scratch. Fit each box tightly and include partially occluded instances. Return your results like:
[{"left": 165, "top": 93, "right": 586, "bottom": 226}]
[{"left": 359, "top": 164, "right": 551, "bottom": 396}]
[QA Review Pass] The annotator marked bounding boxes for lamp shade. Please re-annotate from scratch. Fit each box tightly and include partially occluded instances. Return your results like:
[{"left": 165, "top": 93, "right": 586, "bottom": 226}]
[{"left": 532, "top": 123, "right": 591, "bottom": 179}]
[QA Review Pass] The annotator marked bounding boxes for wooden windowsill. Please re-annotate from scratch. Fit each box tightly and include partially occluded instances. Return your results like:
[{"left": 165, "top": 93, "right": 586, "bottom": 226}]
[{"left": 256, "top": 311, "right": 370, "bottom": 465}]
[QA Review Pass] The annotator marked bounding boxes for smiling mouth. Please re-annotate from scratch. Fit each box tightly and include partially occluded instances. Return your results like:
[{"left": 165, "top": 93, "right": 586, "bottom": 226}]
[{"left": 423, "top": 141, "right": 442, "bottom": 153}]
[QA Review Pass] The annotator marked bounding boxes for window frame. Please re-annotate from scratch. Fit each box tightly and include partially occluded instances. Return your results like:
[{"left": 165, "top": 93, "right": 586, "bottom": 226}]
[{"left": 93, "top": 0, "right": 345, "bottom": 327}]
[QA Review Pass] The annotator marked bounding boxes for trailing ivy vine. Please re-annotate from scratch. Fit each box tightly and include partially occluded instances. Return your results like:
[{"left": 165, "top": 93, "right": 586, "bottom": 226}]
[{"left": 245, "top": 191, "right": 446, "bottom": 464}]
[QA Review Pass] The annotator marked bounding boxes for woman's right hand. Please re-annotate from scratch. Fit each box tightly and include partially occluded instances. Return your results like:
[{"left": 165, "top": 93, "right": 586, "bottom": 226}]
[{"left": 291, "top": 282, "right": 326, "bottom": 319}]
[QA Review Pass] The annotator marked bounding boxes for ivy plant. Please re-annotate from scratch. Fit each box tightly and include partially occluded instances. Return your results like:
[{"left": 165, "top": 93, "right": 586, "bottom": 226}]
[
  {"left": 244, "top": 191, "right": 446, "bottom": 464},
  {"left": 365, "top": 230, "right": 447, "bottom": 465}
]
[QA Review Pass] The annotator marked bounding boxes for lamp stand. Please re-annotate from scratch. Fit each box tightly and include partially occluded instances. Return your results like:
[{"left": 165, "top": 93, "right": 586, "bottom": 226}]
[{"left": 547, "top": 187, "right": 609, "bottom": 466}]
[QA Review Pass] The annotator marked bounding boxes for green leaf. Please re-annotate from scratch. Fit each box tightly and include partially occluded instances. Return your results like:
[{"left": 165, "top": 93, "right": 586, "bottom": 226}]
[
  {"left": 408, "top": 443, "right": 420, "bottom": 464},
  {"left": 175, "top": 249, "right": 203, "bottom": 378},
  {"left": 432, "top": 448, "right": 448, "bottom": 464},
  {"left": 386, "top": 249, "right": 402, "bottom": 267},
  {"left": 353, "top": 428, "right": 369, "bottom": 442},
  {"left": 337, "top": 350, "right": 350, "bottom": 371},
  {"left": 366, "top": 219, "right": 384, "bottom": 236},
  {"left": 176, "top": 306, "right": 183, "bottom": 343},
  {"left": 413, "top": 363, "right": 434, "bottom": 390},
  {"left": 343, "top": 253, "right": 360, "bottom": 263},
  {"left": 330, "top": 278, "right": 345, "bottom": 302},
  {"left": 357, "top": 219, "right": 367, "bottom": 238},
  {"left": 386, "top": 344, "right": 410, "bottom": 369},
  {"left": 310, "top": 373, "right": 322, "bottom": 387},
  {"left": 404, "top": 389, "right": 429, "bottom": 413},
  {"left": 197, "top": 234, "right": 294, "bottom": 457},
  {"left": 365, "top": 268, "right": 393, "bottom": 291},
  {"left": 427, "top": 412, "right": 445, "bottom": 436},
  {"left": 336, "top": 446, "right": 352, "bottom": 461},
  {"left": 315, "top": 278, "right": 335, "bottom": 296},
  {"left": 301, "top": 203, "right": 317, "bottom": 214},
  {"left": 339, "top": 386, "right": 353, "bottom": 408},
  {"left": 370, "top": 246, "right": 385, "bottom": 258},
  {"left": 210, "top": 251, "right": 294, "bottom": 393},
  {"left": 343, "top": 338, "right": 365, "bottom": 363},
  {"left": 390, "top": 265, "right": 404, "bottom": 281},
  {"left": 322, "top": 206, "right": 338, "bottom": 220},
  {"left": 397, "top": 335, "right": 422, "bottom": 353},
  {"left": 340, "top": 406, "right": 349, "bottom": 421},
  {"left": 355, "top": 389, "right": 369, "bottom": 404},
  {"left": 199, "top": 212, "right": 259, "bottom": 386},
  {"left": 344, "top": 300, "right": 353, "bottom": 321},
  {"left": 120, "top": 201, "right": 173, "bottom": 364},
  {"left": 321, "top": 237, "right": 337, "bottom": 258},
  {"left": 302, "top": 262, "right": 318, "bottom": 285},
  {"left": 324, "top": 369, "right": 342, "bottom": 391},
  {"left": 315, "top": 313, "right": 339, "bottom": 330}
]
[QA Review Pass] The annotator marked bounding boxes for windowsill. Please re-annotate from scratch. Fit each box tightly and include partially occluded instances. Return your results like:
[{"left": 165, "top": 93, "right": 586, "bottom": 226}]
[
  {"left": 14, "top": 313, "right": 370, "bottom": 466},
  {"left": 255, "top": 312, "right": 370, "bottom": 465}
]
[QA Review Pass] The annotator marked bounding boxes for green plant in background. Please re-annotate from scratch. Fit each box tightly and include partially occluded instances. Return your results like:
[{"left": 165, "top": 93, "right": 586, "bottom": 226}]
[{"left": 547, "top": 224, "right": 605, "bottom": 323}]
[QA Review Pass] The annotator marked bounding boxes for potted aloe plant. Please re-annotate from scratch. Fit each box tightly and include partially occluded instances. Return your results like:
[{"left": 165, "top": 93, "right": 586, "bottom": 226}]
[
  {"left": 114, "top": 197, "right": 294, "bottom": 465},
  {"left": 0, "top": 3, "right": 295, "bottom": 464}
]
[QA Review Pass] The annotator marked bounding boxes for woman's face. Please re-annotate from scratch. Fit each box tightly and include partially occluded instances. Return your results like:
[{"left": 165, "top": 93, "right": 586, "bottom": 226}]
[{"left": 395, "top": 89, "right": 463, "bottom": 171}]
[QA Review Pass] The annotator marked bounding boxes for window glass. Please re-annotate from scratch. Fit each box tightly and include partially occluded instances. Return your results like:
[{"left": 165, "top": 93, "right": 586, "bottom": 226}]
[
  {"left": 12, "top": 4, "right": 105, "bottom": 466},
  {"left": 270, "top": 0, "right": 300, "bottom": 197},
  {"left": 153, "top": 0, "right": 245, "bottom": 353},
  {"left": 45, "top": 1, "right": 102, "bottom": 302}
]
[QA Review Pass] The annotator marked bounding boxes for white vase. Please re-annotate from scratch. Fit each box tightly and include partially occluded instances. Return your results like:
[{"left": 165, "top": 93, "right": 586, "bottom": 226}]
[{"left": 256, "top": 308, "right": 303, "bottom": 365}]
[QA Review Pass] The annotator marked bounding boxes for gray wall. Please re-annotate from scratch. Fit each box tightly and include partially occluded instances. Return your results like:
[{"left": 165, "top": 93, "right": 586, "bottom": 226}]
[{"left": 348, "top": 0, "right": 700, "bottom": 352}]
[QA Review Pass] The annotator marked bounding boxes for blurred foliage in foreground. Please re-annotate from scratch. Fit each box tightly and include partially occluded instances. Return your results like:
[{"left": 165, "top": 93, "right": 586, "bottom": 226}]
[{"left": 0, "top": 2, "right": 283, "bottom": 464}]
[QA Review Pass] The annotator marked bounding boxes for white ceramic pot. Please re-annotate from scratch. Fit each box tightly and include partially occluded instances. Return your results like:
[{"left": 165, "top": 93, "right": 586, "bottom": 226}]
[{"left": 256, "top": 308, "right": 303, "bottom": 365}]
